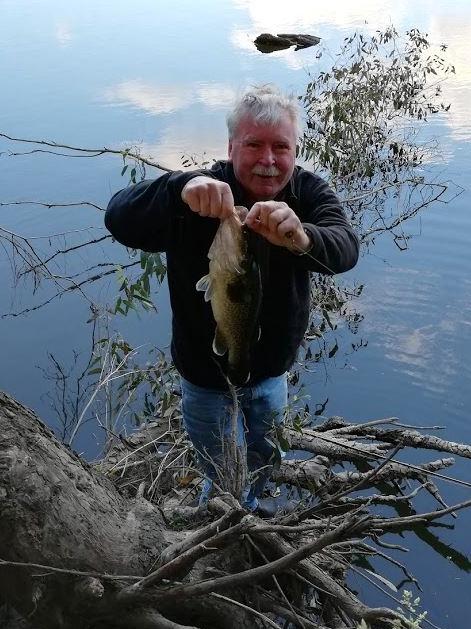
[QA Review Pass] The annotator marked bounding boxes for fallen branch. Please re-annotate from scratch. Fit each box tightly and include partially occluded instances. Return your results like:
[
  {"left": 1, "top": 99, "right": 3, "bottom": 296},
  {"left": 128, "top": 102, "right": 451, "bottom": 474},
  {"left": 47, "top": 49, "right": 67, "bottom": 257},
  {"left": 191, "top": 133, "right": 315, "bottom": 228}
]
[{"left": 1, "top": 392, "right": 470, "bottom": 629}]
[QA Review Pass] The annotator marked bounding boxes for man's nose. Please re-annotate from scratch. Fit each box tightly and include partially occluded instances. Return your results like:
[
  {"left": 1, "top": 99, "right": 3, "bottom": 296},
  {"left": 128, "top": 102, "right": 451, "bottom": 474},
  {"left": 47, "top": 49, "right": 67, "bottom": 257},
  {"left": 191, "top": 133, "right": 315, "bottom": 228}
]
[{"left": 258, "top": 147, "right": 275, "bottom": 165}]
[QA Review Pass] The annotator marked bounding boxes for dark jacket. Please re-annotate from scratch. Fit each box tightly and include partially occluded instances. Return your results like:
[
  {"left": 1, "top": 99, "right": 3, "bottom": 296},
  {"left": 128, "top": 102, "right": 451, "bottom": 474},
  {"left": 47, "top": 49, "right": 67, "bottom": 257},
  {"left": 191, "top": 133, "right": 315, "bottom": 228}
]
[{"left": 105, "top": 160, "right": 359, "bottom": 388}]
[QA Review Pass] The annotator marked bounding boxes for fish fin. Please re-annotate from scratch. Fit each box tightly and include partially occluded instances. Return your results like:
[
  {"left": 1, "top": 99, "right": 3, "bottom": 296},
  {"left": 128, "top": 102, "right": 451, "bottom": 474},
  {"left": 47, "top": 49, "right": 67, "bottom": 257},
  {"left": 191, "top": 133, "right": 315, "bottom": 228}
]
[
  {"left": 257, "top": 326, "right": 261, "bottom": 342},
  {"left": 195, "top": 274, "right": 213, "bottom": 302},
  {"left": 212, "top": 327, "right": 227, "bottom": 356}
]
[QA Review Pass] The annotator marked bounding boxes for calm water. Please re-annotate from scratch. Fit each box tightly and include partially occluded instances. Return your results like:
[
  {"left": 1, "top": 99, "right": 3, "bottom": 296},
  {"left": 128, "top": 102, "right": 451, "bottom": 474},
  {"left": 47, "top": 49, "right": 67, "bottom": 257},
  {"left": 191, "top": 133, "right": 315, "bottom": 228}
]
[{"left": 1, "top": 1, "right": 470, "bottom": 625}]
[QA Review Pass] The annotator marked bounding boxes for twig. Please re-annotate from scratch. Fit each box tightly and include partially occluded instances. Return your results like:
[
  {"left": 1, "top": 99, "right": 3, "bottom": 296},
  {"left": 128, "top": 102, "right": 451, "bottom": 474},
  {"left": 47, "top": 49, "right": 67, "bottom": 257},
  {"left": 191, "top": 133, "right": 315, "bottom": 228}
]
[
  {"left": 157, "top": 508, "right": 245, "bottom": 566},
  {"left": 0, "top": 200, "right": 105, "bottom": 212},
  {"left": 292, "top": 444, "right": 403, "bottom": 523},
  {"left": 0, "top": 558, "right": 138, "bottom": 581},
  {"left": 371, "top": 497, "right": 471, "bottom": 530},
  {"left": 259, "top": 593, "right": 324, "bottom": 629},
  {"left": 246, "top": 535, "right": 307, "bottom": 629},
  {"left": 150, "top": 515, "right": 368, "bottom": 602},
  {"left": 120, "top": 515, "right": 251, "bottom": 595},
  {"left": 210, "top": 592, "right": 281, "bottom": 629},
  {"left": 329, "top": 553, "right": 440, "bottom": 629},
  {"left": 0, "top": 132, "right": 173, "bottom": 172},
  {"left": 357, "top": 542, "right": 420, "bottom": 589}
]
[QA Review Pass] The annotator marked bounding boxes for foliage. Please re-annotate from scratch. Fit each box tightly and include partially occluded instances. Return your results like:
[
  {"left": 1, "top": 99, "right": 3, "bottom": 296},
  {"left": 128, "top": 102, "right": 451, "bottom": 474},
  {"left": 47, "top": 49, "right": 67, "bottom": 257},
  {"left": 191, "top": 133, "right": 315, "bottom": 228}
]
[
  {"left": 286, "top": 26, "right": 456, "bottom": 383},
  {"left": 356, "top": 590, "right": 428, "bottom": 629},
  {"left": 113, "top": 251, "right": 166, "bottom": 316},
  {"left": 0, "top": 25, "right": 457, "bottom": 446},
  {"left": 120, "top": 146, "right": 148, "bottom": 183},
  {"left": 392, "top": 590, "right": 428, "bottom": 629},
  {"left": 300, "top": 26, "right": 455, "bottom": 248},
  {"left": 87, "top": 333, "right": 182, "bottom": 437}
]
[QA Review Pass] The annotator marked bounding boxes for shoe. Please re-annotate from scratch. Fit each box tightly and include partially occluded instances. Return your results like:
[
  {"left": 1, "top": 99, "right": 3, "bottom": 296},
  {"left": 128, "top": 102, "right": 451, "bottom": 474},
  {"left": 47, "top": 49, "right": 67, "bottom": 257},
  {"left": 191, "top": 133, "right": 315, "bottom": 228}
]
[{"left": 254, "top": 497, "right": 298, "bottom": 519}]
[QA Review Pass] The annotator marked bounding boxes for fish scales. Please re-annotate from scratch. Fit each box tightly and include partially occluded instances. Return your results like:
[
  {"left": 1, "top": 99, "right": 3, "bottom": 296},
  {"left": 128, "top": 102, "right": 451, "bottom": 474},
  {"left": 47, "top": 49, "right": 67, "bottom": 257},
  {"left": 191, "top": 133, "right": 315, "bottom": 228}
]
[{"left": 196, "top": 206, "right": 262, "bottom": 386}]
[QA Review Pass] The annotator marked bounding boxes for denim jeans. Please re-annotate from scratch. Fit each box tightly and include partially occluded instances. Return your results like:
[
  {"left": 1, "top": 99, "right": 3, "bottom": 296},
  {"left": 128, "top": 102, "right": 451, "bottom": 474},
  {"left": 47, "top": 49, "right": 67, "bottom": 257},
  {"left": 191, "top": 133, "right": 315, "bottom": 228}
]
[{"left": 181, "top": 373, "right": 288, "bottom": 510}]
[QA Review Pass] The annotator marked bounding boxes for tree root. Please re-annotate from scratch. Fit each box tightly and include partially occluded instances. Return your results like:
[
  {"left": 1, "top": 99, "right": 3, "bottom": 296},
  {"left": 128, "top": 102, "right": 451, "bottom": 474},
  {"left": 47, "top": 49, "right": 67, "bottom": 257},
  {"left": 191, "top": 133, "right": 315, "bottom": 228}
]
[{"left": 1, "top": 391, "right": 470, "bottom": 628}]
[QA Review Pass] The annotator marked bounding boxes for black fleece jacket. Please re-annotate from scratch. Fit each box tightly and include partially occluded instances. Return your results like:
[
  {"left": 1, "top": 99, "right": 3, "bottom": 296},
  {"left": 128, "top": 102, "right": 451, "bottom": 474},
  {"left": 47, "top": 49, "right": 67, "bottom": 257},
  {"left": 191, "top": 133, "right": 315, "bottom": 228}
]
[{"left": 105, "top": 161, "right": 359, "bottom": 389}]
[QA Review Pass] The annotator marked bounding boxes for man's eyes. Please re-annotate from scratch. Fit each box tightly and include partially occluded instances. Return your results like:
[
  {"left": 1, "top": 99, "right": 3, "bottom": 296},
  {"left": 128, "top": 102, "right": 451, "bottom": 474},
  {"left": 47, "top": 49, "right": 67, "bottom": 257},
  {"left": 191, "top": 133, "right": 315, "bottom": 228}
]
[{"left": 244, "top": 142, "right": 290, "bottom": 150}]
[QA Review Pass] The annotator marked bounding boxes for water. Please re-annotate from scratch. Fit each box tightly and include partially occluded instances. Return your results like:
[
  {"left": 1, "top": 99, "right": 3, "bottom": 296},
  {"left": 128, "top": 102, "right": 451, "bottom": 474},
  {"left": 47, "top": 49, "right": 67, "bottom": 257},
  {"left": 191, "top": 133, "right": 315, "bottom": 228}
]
[{"left": 1, "top": 1, "right": 470, "bottom": 625}]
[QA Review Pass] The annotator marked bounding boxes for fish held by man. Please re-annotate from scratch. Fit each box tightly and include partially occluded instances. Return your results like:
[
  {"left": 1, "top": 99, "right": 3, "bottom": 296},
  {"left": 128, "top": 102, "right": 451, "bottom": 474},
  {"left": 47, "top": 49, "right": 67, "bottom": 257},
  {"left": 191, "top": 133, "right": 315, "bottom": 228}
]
[{"left": 196, "top": 205, "right": 262, "bottom": 387}]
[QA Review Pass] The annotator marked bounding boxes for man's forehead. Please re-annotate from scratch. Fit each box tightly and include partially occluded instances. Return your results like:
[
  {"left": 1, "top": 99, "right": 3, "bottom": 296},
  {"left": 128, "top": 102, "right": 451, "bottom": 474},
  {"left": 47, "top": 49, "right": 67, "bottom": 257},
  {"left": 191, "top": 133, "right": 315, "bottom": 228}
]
[{"left": 233, "top": 116, "right": 296, "bottom": 142}]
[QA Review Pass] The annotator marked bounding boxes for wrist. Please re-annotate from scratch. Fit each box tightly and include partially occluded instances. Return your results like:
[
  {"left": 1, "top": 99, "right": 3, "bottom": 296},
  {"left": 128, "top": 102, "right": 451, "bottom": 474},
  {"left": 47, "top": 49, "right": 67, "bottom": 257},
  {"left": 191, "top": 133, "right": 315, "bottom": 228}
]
[{"left": 291, "top": 227, "right": 313, "bottom": 255}]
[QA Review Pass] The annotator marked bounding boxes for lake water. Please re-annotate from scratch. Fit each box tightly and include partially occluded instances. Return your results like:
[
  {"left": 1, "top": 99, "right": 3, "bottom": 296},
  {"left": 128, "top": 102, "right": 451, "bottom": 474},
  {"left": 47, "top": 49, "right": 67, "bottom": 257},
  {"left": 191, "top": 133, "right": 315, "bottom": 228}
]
[{"left": 1, "top": 1, "right": 470, "bottom": 626}]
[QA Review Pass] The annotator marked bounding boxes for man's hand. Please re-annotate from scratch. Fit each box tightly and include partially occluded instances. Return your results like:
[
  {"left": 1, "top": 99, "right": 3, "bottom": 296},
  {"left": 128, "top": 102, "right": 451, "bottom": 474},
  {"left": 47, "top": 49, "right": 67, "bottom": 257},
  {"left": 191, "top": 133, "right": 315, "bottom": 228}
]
[
  {"left": 181, "top": 176, "right": 235, "bottom": 219},
  {"left": 245, "top": 201, "right": 312, "bottom": 253}
]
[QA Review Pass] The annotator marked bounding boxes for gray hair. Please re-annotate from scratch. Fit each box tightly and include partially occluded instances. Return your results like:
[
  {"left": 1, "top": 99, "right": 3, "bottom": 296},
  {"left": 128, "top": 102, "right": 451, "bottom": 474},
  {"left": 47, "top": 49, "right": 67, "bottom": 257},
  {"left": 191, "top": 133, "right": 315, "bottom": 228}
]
[{"left": 226, "top": 84, "right": 300, "bottom": 139}]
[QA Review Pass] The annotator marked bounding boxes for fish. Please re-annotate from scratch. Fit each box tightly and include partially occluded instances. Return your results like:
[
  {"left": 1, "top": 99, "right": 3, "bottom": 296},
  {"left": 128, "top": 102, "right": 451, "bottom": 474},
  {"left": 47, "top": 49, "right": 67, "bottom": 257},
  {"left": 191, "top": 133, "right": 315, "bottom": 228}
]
[{"left": 196, "top": 206, "right": 262, "bottom": 387}]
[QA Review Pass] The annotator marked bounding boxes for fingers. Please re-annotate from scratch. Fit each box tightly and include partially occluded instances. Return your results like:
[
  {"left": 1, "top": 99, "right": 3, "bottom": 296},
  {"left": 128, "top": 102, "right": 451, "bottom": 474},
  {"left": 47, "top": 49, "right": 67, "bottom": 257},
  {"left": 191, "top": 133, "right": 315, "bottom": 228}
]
[
  {"left": 245, "top": 201, "right": 302, "bottom": 246},
  {"left": 181, "top": 176, "right": 234, "bottom": 219}
]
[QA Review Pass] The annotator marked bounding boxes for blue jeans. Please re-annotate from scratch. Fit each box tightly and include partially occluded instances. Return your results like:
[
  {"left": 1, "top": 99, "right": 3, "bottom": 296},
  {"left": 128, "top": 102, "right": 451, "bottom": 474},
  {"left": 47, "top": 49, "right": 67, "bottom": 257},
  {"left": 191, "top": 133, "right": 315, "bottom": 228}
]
[{"left": 181, "top": 373, "right": 287, "bottom": 510}]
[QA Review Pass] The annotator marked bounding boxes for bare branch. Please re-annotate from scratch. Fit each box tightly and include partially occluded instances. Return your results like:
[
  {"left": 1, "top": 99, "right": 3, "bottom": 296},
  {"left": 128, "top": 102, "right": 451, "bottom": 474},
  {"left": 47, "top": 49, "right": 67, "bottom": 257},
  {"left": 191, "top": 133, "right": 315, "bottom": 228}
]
[
  {"left": 0, "top": 200, "right": 105, "bottom": 212},
  {"left": 1, "top": 131, "right": 173, "bottom": 172}
]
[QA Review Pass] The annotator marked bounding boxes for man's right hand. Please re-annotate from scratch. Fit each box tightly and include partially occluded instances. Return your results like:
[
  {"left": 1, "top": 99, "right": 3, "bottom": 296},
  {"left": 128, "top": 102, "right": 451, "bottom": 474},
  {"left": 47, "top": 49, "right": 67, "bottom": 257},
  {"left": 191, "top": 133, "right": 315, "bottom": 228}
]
[{"left": 181, "top": 176, "right": 234, "bottom": 219}]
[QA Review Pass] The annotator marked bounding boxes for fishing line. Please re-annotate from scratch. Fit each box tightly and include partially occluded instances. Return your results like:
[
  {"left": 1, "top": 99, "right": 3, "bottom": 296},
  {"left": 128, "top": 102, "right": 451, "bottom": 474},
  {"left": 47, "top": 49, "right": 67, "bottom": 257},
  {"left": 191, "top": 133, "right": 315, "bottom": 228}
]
[
  {"left": 228, "top": 207, "right": 470, "bottom": 490},
  {"left": 284, "top": 231, "right": 471, "bottom": 489},
  {"left": 270, "top": 211, "right": 470, "bottom": 490}
]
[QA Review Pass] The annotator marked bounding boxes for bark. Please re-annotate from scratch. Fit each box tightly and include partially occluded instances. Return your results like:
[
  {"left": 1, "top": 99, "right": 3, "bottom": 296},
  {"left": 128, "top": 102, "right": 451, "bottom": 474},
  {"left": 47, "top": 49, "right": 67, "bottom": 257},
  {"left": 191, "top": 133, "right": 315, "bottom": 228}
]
[
  {"left": 1, "top": 391, "right": 470, "bottom": 629},
  {"left": 0, "top": 392, "right": 167, "bottom": 627},
  {"left": 274, "top": 456, "right": 455, "bottom": 492},
  {"left": 286, "top": 427, "right": 390, "bottom": 461},
  {"left": 0, "top": 392, "right": 260, "bottom": 629}
]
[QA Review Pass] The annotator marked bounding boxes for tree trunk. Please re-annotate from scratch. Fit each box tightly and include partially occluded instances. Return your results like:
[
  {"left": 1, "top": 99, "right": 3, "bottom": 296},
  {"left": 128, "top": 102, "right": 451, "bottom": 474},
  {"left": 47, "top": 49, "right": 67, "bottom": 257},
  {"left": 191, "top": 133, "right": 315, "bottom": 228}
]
[
  {"left": 0, "top": 391, "right": 170, "bottom": 627},
  {"left": 2, "top": 391, "right": 470, "bottom": 629}
]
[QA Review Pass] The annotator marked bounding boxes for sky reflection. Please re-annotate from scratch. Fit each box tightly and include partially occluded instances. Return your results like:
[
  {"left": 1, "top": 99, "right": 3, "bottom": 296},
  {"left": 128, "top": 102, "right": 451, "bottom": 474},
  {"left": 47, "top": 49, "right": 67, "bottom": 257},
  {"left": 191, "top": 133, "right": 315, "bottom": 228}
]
[
  {"left": 359, "top": 265, "right": 471, "bottom": 399},
  {"left": 1, "top": 4, "right": 470, "bottom": 625},
  {"left": 94, "top": 0, "right": 471, "bottom": 153}
]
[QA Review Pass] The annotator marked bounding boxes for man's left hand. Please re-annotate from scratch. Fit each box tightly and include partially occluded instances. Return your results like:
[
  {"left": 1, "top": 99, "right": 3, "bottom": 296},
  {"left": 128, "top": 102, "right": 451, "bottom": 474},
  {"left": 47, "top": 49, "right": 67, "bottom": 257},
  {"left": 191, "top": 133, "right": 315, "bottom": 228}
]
[{"left": 245, "top": 201, "right": 312, "bottom": 253}]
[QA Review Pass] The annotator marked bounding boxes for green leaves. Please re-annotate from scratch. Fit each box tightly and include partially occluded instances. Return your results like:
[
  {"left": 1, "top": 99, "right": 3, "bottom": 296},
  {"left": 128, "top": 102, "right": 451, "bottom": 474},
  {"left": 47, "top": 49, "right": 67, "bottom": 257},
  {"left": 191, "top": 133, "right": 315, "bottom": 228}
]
[
  {"left": 86, "top": 336, "right": 181, "bottom": 430},
  {"left": 112, "top": 253, "right": 167, "bottom": 317},
  {"left": 120, "top": 148, "right": 145, "bottom": 184},
  {"left": 300, "top": 26, "right": 453, "bottom": 250}
]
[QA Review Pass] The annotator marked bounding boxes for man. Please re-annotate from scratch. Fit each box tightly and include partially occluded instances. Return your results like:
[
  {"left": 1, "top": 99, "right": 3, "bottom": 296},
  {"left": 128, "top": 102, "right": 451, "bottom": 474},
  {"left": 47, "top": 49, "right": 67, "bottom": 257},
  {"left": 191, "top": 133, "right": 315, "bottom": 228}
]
[{"left": 105, "top": 85, "right": 359, "bottom": 515}]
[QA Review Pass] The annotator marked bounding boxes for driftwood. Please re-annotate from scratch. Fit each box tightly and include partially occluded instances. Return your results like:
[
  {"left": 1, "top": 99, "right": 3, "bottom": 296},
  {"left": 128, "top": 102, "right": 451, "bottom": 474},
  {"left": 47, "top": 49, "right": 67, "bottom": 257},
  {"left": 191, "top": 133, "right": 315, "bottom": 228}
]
[
  {"left": 254, "top": 33, "right": 321, "bottom": 53},
  {"left": 1, "top": 390, "right": 470, "bottom": 629}
]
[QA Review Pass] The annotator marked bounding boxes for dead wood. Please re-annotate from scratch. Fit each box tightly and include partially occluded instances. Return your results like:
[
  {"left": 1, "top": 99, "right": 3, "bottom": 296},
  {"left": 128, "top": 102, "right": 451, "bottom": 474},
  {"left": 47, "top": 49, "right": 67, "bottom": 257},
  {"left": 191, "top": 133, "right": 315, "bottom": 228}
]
[
  {"left": 254, "top": 33, "right": 321, "bottom": 53},
  {"left": 1, "top": 390, "right": 470, "bottom": 629}
]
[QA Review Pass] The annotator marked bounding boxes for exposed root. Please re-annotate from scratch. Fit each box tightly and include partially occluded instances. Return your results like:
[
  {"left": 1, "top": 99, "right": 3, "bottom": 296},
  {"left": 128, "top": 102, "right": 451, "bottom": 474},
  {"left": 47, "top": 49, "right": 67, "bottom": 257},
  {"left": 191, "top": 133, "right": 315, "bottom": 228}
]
[{"left": 2, "top": 390, "right": 470, "bottom": 629}]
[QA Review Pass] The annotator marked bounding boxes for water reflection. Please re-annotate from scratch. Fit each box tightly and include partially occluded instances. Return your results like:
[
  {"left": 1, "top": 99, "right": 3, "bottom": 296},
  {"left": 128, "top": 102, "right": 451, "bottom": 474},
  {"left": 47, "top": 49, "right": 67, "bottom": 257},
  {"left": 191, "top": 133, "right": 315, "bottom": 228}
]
[
  {"left": 232, "top": 0, "right": 403, "bottom": 32},
  {"left": 233, "top": 0, "right": 471, "bottom": 138},
  {"left": 430, "top": 14, "right": 471, "bottom": 140},
  {"left": 102, "top": 81, "right": 236, "bottom": 116},
  {"left": 102, "top": 81, "right": 193, "bottom": 116},
  {"left": 54, "top": 20, "right": 73, "bottom": 47},
  {"left": 128, "top": 129, "right": 227, "bottom": 172},
  {"left": 360, "top": 266, "right": 471, "bottom": 397}
]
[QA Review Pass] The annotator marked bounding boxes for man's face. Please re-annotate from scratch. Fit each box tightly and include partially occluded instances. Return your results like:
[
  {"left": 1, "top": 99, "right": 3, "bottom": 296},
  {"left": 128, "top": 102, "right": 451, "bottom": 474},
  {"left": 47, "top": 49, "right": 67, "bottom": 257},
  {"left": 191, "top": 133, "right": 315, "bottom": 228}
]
[{"left": 228, "top": 113, "right": 297, "bottom": 201}]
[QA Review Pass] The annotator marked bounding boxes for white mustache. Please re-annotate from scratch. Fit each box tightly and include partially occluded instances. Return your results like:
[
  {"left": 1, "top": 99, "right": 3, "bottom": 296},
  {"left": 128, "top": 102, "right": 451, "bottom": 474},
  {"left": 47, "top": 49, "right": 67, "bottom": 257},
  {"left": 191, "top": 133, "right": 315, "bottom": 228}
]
[{"left": 251, "top": 166, "right": 281, "bottom": 177}]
